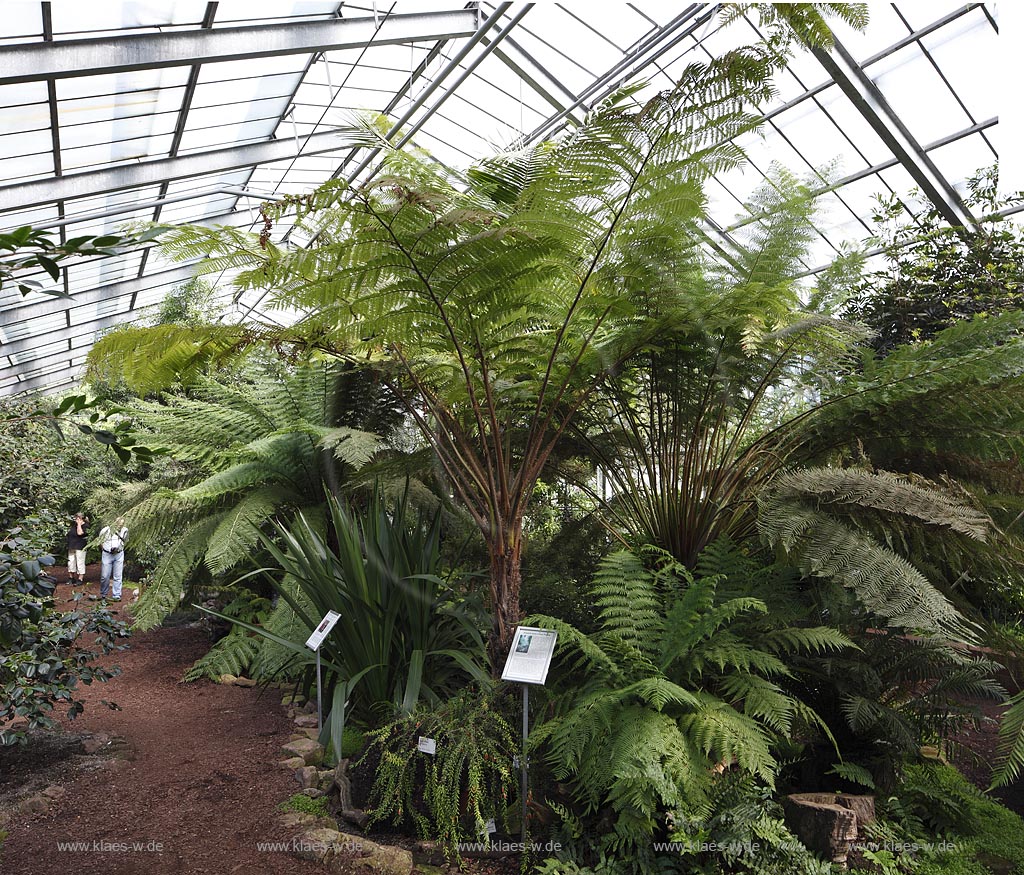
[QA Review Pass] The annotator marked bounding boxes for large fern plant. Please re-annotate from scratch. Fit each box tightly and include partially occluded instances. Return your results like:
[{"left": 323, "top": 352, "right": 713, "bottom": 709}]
[
  {"left": 573, "top": 165, "right": 1023, "bottom": 640},
  {"left": 88, "top": 360, "right": 400, "bottom": 631},
  {"left": 86, "top": 5, "right": 865, "bottom": 670},
  {"left": 527, "top": 547, "right": 850, "bottom": 857}
]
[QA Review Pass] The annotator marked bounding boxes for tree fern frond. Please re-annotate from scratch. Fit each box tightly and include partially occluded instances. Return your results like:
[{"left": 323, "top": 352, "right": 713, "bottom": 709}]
[
  {"left": 132, "top": 513, "right": 225, "bottom": 631},
  {"left": 317, "top": 425, "right": 382, "bottom": 469},
  {"left": 992, "top": 690, "right": 1024, "bottom": 788},
  {"left": 758, "top": 497, "right": 972, "bottom": 639},
  {"left": 204, "top": 485, "right": 291, "bottom": 574},
  {"left": 773, "top": 467, "right": 990, "bottom": 541}
]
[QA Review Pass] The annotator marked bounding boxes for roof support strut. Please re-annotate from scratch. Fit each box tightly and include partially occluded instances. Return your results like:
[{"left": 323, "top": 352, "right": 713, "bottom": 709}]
[
  {"left": 0, "top": 9, "right": 478, "bottom": 85},
  {"left": 810, "top": 32, "right": 977, "bottom": 230}
]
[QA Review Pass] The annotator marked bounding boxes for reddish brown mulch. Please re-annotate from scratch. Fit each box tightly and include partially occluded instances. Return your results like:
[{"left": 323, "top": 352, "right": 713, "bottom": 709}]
[{"left": 0, "top": 564, "right": 329, "bottom": 875}]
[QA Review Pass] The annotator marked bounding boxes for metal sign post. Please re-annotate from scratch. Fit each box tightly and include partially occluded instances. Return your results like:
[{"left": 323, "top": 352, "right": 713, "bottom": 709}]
[
  {"left": 521, "top": 684, "right": 529, "bottom": 843},
  {"left": 305, "top": 610, "right": 342, "bottom": 736},
  {"left": 501, "top": 625, "right": 558, "bottom": 847},
  {"left": 316, "top": 648, "right": 323, "bottom": 733}
]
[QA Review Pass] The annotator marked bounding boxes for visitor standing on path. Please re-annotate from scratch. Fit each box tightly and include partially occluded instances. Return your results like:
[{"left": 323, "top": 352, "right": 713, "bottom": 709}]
[
  {"left": 66, "top": 512, "right": 88, "bottom": 585},
  {"left": 98, "top": 517, "right": 129, "bottom": 602}
]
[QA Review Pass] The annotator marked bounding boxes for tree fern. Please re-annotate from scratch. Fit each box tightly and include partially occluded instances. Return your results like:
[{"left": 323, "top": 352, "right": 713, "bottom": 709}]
[
  {"left": 133, "top": 514, "right": 224, "bottom": 630},
  {"left": 90, "top": 360, "right": 400, "bottom": 632}
]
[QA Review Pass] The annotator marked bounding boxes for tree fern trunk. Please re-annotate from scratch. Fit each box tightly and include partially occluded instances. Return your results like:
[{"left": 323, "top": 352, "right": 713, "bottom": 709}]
[{"left": 487, "top": 527, "right": 523, "bottom": 676}]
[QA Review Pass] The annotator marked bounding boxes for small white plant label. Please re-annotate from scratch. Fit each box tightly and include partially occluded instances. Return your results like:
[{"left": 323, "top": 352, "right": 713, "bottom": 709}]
[
  {"left": 417, "top": 736, "right": 436, "bottom": 755},
  {"left": 485, "top": 818, "right": 496, "bottom": 834}
]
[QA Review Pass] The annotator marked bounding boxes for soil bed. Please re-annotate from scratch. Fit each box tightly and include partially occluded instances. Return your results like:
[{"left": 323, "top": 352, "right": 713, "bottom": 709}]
[{"left": 0, "top": 565, "right": 329, "bottom": 875}]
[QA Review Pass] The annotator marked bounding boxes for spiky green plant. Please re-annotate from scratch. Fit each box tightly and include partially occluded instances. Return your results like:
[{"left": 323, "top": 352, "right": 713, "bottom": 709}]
[
  {"left": 207, "top": 488, "right": 488, "bottom": 760},
  {"left": 87, "top": 360, "right": 400, "bottom": 632}
]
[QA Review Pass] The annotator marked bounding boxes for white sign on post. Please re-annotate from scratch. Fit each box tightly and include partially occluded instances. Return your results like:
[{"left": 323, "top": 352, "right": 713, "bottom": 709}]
[
  {"left": 501, "top": 626, "right": 558, "bottom": 685},
  {"left": 305, "top": 610, "right": 341, "bottom": 651}
]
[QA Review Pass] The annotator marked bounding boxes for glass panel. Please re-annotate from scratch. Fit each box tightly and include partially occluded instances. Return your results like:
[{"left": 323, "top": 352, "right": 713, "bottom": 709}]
[
  {"left": 919, "top": 9, "right": 999, "bottom": 123},
  {"left": 51, "top": 2, "right": 208, "bottom": 35},
  {"left": 871, "top": 45, "right": 971, "bottom": 145},
  {"left": 57, "top": 87, "right": 187, "bottom": 129}
]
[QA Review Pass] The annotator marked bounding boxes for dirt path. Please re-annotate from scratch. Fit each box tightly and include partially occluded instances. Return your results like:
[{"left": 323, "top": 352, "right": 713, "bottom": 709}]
[{"left": 0, "top": 566, "right": 327, "bottom": 874}]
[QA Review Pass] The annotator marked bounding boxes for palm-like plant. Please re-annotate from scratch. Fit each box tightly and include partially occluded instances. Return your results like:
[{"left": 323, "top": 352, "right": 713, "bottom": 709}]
[
  {"left": 527, "top": 547, "right": 850, "bottom": 852},
  {"left": 88, "top": 360, "right": 399, "bottom": 630},
  {"left": 572, "top": 162, "right": 1024, "bottom": 639},
  {"left": 212, "top": 489, "right": 488, "bottom": 758},
  {"left": 137, "top": 57, "right": 780, "bottom": 669}
]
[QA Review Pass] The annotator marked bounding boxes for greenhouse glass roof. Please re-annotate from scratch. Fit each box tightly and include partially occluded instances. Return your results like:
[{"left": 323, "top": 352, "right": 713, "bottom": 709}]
[{"left": 0, "top": 1, "right": 1008, "bottom": 396}]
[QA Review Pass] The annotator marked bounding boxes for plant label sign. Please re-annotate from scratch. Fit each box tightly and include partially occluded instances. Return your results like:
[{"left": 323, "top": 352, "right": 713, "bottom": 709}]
[
  {"left": 305, "top": 610, "right": 341, "bottom": 652},
  {"left": 417, "top": 736, "right": 437, "bottom": 755},
  {"left": 501, "top": 626, "right": 557, "bottom": 685}
]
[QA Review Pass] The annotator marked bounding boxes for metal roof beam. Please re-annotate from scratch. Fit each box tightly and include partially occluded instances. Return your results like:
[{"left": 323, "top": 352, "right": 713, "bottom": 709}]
[
  {"left": 810, "top": 32, "right": 977, "bottom": 230},
  {"left": 0, "top": 10, "right": 479, "bottom": 86},
  {"left": 0, "top": 264, "right": 198, "bottom": 328},
  {"left": 138, "top": 1, "right": 221, "bottom": 292},
  {"left": 0, "top": 127, "right": 368, "bottom": 213},
  {"left": 6, "top": 365, "right": 85, "bottom": 396},
  {"left": 486, "top": 35, "right": 586, "bottom": 127},
  {"left": 524, "top": 5, "right": 715, "bottom": 145}
]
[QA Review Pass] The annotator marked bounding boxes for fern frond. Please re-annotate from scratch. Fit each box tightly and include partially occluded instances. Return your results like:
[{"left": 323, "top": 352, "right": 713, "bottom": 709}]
[
  {"left": 758, "top": 497, "right": 971, "bottom": 639},
  {"left": 204, "top": 485, "right": 291, "bottom": 574},
  {"left": 132, "top": 513, "right": 225, "bottom": 631},
  {"left": 183, "top": 631, "right": 260, "bottom": 682}
]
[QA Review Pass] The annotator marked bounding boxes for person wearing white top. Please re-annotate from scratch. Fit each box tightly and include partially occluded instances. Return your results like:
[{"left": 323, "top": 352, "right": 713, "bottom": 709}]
[{"left": 98, "top": 517, "right": 129, "bottom": 601}]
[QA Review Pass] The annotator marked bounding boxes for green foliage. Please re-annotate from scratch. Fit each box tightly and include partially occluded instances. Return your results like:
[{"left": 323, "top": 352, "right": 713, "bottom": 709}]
[
  {"left": 182, "top": 590, "right": 270, "bottom": 681},
  {"left": 791, "top": 625, "right": 1003, "bottom": 789},
  {"left": 0, "top": 396, "right": 145, "bottom": 546},
  {"left": 994, "top": 689, "right": 1024, "bottom": 788},
  {"left": 154, "top": 277, "right": 222, "bottom": 327},
  {"left": 758, "top": 467, "right": 985, "bottom": 639},
  {"left": 206, "top": 488, "right": 488, "bottom": 759},
  {"left": 339, "top": 726, "right": 366, "bottom": 760},
  {"left": 362, "top": 684, "right": 517, "bottom": 859},
  {"left": 0, "top": 224, "right": 166, "bottom": 298},
  {"left": 573, "top": 163, "right": 859, "bottom": 569},
  {"left": 0, "top": 522, "right": 130, "bottom": 745},
  {"left": 883, "top": 762, "right": 1024, "bottom": 875},
  {"left": 108, "top": 11, "right": 854, "bottom": 667},
  {"left": 527, "top": 546, "right": 849, "bottom": 856},
  {"left": 667, "top": 774, "right": 836, "bottom": 875},
  {"left": 89, "top": 360, "right": 400, "bottom": 630},
  {"left": 183, "top": 631, "right": 261, "bottom": 682},
  {"left": 279, "top": 793, "right": 330, "bottom": 819},
  {"left": 846, "top": 167, "right": 1024, "bottom": 355}
]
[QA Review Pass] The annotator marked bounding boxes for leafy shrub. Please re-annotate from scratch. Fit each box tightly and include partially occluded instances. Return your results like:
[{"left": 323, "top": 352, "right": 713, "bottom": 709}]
[
  {"left": 362, "top": 683, "right": 517, "bottom": 859},
  {"left": 0, "top": 523, "right": 129, "bottom": 745},
  {"left": 527, "top": 547, "right": 850, "bottom": 861}
]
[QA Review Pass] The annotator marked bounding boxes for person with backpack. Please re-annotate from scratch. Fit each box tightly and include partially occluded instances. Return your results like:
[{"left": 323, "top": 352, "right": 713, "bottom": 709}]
[{"left": 98, "top": 517, "right": 129, "bottom": 602}]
